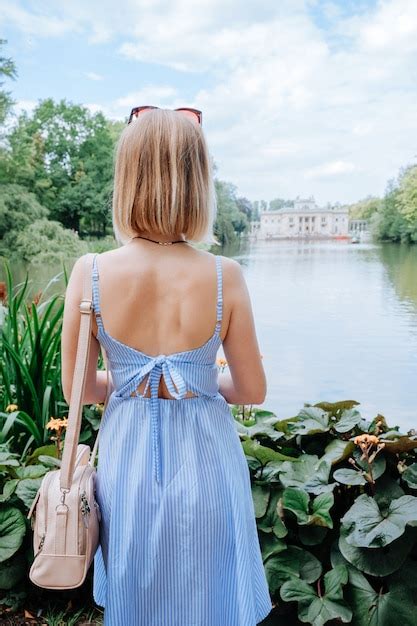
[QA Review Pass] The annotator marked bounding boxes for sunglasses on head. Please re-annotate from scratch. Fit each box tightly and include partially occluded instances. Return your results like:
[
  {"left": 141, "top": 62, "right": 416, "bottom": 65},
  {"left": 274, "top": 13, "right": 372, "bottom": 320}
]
[{"left": 128, "top": 106, "right": 202, "bottom": 126}]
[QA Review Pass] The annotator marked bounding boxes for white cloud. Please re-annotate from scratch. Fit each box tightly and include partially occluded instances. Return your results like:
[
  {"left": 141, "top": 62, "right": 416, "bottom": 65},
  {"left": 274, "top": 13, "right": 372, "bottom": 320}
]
[
  {"left": 0, "top": 1, "right": 78, "bottom": 37},
  {"left": 115, "top": 86, "right": 179, "bottom": 109},
  {"left": 3, "top": 0, "right": 417, "bottom": 204},
  {"left": 305, "top": 161, "right": 357, "bottom": 179}
]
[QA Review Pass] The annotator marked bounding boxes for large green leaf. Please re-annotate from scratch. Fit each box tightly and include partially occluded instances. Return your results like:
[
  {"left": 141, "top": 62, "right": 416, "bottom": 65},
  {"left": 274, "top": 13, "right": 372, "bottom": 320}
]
[
  {"left": 257, "top": 489, "right": 287, "bottom": 538},
  {"left": 280, "top": 456, "right": 335, "bottom": 495},
  {"left": 14, "top": 464, "right": 49, "bottom": 479},
  {"left": 333, "top": 468, "right": 367, "bottom": 486},
  {"left": 334, "top": 453, "right": 386, "bottom": 485},
  {"left": 0, "top": 451, "right": 20, "bottom": 467},
  {"left": 242, "top": 439, "right": 296, "bottom": 464},
  {"left": 0, "top": 479, "right": 19, "bottom": 503},
  {"left": 25, "top": 444, "right": 58, "bottom": 465},
  {"left": 379, "top": 435, "right": 417, "bottom": 454},
  {"left": 0, "top": 506, "right": 26, "bottom": 562},
  {"left": 338, "top": 525, "right": 414, "bottom": 576},
  {"left": 341, "top": 494, "right": 417, "bottom": 548},
  {"left": 259, "top": 531, "right": 287, "bottom": 563},
  {"left": 314, "top": 400, "right": 360, "bottom": 416},
  {"left": 282, "top": 488, "right": 334, "bottom": 528},
  {"left": 280, "top": 566, "right": 352, "bottom": 626},
  {"left": 321, "top": 439, "right": 355, "bottom": 466},
  {"left": 251, "top": 483, "right": 271, "bottom": 518},
  {"left": 334, "top": 409, "right": 362, "bottom": 433},
  {"left": 402, "top": 463, "right": 417, "bottom": 489},
  {"left": 287, "top": 407, "right": 330, "bottom": 436},
  {"left": 346, "top": 566, "right": 416, "bottom": 625},
  {"left": 264, "top": 545, "right": 322, "bottom": 594},
  {"left": 235, "top": 412, "right": 285, "bottom": 442},
  {"left": 15, "top": 477, "right": 43, "bottom": 509}
]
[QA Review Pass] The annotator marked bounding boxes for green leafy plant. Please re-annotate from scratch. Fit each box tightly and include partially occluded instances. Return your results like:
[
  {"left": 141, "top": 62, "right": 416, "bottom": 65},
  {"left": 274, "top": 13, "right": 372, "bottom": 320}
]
[
  {"left": 236, "top": 401, "right": 417, "bottom": 625},
  {"left": 0, "top": 260, "right": 69, "bottom": 452}
]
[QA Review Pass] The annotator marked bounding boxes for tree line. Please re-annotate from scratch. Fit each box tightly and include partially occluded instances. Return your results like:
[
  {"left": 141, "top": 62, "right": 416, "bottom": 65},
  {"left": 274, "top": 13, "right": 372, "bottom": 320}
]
[
  {"left": 345, "top": 165, "right": 417, "bottom": 243},
  {"left": 0, "top": 41, "right": 257, "bottom": 264}
]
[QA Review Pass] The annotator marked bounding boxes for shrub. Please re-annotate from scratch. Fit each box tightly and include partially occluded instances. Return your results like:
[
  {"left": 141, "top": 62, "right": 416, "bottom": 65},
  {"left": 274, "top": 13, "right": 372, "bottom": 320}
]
[{"left": 233, "top": 401, "right": 417, "bottom": 625}]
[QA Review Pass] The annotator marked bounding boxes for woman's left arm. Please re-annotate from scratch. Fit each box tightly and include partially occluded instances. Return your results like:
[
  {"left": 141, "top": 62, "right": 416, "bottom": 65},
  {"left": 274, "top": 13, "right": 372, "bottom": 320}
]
[{"left": 61, "top": 254, "right": 108, "bottom": 406}]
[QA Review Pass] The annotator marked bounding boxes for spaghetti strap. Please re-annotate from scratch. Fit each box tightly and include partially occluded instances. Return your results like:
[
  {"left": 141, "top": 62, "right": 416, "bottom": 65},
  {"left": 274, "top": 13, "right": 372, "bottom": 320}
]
[
  {"left": 91, "top": 253, "right": 104, "bottom": 331},
  {"left": 215, "top": 255, "right": 223, "bottom": 334}
]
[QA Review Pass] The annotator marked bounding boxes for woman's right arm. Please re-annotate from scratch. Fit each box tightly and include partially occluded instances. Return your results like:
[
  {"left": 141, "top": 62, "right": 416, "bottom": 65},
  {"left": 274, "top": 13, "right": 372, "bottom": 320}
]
[{"left": 218, "top": 258, "right": 266, "bottom": 405}]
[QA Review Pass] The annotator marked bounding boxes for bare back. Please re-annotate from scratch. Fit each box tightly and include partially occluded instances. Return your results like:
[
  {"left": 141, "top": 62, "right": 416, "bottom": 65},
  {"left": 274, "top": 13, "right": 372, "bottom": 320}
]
[{"left": 62, "top": 238, "right": 266, "bottom": 405}]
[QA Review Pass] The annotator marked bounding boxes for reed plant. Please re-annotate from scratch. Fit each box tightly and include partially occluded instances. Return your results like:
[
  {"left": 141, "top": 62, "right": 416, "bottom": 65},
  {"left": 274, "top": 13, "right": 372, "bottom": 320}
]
[{"left": 0, "top": 260, "right": 67, "bottom": 456}]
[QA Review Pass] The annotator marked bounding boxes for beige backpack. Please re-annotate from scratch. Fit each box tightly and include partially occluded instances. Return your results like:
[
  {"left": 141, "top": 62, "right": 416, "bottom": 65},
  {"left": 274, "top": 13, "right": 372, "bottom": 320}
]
[{"left": 27, "top": 253, "right": 110, "bottom": 589}]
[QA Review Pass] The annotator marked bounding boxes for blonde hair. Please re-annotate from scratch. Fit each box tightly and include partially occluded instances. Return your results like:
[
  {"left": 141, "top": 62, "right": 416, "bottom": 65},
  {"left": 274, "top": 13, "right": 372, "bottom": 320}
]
[{"left": 112, "top": 108, "right": 218, "bottom": 245}]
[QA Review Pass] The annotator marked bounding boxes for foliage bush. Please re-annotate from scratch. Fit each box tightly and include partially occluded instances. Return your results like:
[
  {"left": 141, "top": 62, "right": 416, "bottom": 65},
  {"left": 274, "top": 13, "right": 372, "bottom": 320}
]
[
  {"left": 6, "top": 218, "right": 87, "bottom": 264},
  {"left": 233, "top": 402, "right": 417, "bottom": 625}
]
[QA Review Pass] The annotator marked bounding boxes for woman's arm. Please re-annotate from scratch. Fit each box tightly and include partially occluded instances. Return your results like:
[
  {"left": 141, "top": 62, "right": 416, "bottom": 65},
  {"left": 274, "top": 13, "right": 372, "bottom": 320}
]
[
  {"left": 218, "top": 258, "right": 266, "bottom": 405},
  {"left": 61, "top": 254, "right": 109, "bottom": 406}
]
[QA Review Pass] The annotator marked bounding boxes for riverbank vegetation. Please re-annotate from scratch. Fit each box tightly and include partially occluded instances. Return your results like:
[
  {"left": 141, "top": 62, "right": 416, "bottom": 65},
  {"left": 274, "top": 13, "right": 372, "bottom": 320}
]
[
  {"left": 345, "top": 165, "right": 417, "bottom": 244},
  {"left": 2, "top": 261, "right": 417, "bottom": 625}
]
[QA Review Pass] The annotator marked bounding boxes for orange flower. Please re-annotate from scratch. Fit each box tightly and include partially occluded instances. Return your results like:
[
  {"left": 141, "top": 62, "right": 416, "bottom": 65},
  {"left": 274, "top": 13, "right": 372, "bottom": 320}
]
[
  {"left": 216, "top": 357, "right": 228, "bottom": 368},
  {"left": 353, "top": 434, "right": 379, "bottom": 446},
  {"left": 46, "top": 417, "right": 68, "bottom": 432},
  {"left": 5, "top": 404, "right": 18, "bottom": 413}
]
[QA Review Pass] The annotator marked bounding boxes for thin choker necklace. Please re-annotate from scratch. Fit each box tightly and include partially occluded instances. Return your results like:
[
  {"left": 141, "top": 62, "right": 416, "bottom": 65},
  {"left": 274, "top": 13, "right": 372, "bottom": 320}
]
[{"left": 132, "top": 235, "right": 188, "bottom": 246}]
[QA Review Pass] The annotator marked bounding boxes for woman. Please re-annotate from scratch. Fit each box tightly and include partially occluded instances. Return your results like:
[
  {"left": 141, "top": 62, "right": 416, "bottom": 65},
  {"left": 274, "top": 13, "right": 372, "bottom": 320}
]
[{"left": 61, "top": 106, "right": 272, "bottom": 625}]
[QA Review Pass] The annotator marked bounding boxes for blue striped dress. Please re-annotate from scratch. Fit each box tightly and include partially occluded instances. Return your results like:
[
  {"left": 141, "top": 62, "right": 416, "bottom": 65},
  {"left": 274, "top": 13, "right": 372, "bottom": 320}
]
[{"left": 91, "top": 252, "right": 273, "bottom": 625}]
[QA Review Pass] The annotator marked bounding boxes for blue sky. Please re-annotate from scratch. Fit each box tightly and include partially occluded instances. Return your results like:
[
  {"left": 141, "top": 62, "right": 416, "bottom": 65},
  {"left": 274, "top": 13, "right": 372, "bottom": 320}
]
[{"left": 1, "top": 0, "right": 417, "bottom": 205}]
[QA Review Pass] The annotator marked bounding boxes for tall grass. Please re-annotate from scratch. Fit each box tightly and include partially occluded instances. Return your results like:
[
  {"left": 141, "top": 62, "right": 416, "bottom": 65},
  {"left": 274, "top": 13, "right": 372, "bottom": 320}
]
[{"left": 0, "top": 260, "right": 67, "bottom": 454}]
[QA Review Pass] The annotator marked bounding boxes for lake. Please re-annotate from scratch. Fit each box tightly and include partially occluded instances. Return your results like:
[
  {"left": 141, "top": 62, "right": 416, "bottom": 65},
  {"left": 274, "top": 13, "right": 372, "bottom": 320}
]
[
  {"left": 222, "top": 239, "right": 417, "bottom": 430},
  {"left": 3, "top": 239, "right": 417, "bottom": 430}
]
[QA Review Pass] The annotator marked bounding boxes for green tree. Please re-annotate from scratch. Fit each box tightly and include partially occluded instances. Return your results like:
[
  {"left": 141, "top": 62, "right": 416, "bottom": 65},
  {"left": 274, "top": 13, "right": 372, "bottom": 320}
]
[
  {"left": 269, "top": 198, "right": 293, "bottom": 211},
  {"left": 347, "top": 196, "right": 382, "bottom": 220},
  {"left": 371, "top": 180, "right": 406, "bottom": 242},
  {"left": 2, "top": 99, "right": 114, "bottom": 235},
  {"left": 397, "top": 164, "right": 417, "bottom": 241},
  {"left": 214, "top": 180, "right": 249, "bottom": 245},
  {"left": 0, "top": 39, "right": 16, "bottom": 127},
  {"left": 0, "top": 184, "right": 49, "bottom": 241}
]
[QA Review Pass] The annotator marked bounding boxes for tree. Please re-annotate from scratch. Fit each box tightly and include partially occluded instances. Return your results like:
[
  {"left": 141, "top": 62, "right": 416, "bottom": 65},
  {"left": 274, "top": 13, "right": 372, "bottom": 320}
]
[
  {"left": 2, "top": 99, "right": 114, "bottom": 235},
  {"left": 397, "top": 164, "right": 417, "bottom": 241},
  {"left": 214, "top": 180, "right": 249, "bottom": 245},
  {"left": 347, "top": 196, "right": 382, "bottom": 220},
  {"left": 0, "top": 184, "right": 49, "bottom": 240},
  {"left": 269, "top": 197, "right": 293, "bottom": 211},
  {"left": 0, "top": 39, "right": 17, "bottom": 127}
]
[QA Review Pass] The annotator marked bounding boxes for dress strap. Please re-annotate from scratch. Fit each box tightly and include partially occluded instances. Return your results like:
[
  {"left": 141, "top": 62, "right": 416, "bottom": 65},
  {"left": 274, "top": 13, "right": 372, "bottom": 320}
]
[
  {"left": 215, "top": 255, "right": 223, "bottom": 333},
  {"left": 91, "top": 253, "right": 104, "bottom": 331}
]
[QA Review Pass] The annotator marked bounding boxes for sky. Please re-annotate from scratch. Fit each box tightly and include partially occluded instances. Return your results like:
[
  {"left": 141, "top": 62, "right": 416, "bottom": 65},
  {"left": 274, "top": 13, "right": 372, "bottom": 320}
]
[{"left": 1, "top": 0, "right": 417, "bottom": 206}]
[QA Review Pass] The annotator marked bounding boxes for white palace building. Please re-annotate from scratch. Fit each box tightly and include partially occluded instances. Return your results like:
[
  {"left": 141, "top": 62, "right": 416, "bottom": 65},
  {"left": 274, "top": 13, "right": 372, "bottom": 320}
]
[{"left": 254, "top": 196, "right": 350, "bottom": 240}]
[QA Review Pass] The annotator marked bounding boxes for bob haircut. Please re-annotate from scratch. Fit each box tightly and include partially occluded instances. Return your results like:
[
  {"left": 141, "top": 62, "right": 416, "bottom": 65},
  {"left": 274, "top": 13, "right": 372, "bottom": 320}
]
[{"left": 112, "top": 108, "right": 218, "bottom": 246}]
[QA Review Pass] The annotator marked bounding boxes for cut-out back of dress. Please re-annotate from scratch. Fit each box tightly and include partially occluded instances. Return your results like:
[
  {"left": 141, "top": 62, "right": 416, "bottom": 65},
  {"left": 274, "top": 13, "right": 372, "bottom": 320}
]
[{"left": 91, "top": 252, "right": 224, "bottom": 483}]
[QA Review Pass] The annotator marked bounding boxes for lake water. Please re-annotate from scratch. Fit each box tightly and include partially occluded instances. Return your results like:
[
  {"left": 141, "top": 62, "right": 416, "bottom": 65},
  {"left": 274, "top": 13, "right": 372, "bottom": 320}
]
[
  {"left": 3, "top": 240, "right": 417, "bottom": 430},
  {"left": 221, "top": 239, "right": 417, "bottom": 430}
]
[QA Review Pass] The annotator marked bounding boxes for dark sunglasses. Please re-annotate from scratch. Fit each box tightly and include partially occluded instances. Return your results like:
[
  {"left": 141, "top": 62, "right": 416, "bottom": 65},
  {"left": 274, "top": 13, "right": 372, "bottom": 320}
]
[{"left": 128, "top": 106, "right": 202, "bottom": 126}]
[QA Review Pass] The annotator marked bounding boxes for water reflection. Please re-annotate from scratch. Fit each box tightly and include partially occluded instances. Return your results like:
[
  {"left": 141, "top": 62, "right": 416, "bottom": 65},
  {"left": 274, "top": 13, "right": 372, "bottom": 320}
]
[
  {"left": 2, "top": 240, "right": 417, "bottom": 429},
  {"left": 225, "top": 240, "right": 417, "bottom": 429}
]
